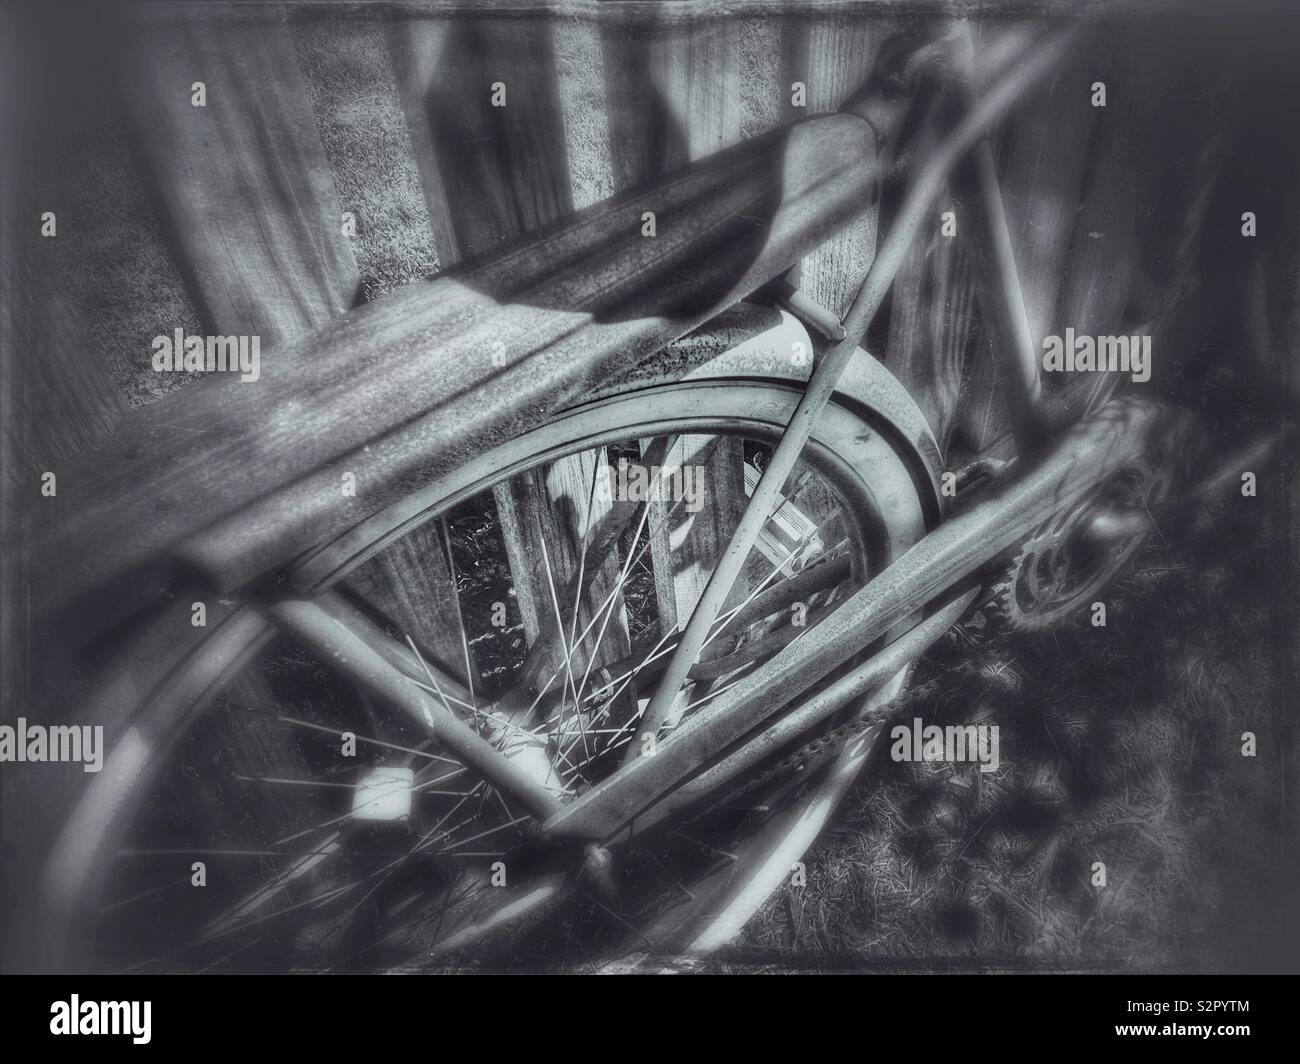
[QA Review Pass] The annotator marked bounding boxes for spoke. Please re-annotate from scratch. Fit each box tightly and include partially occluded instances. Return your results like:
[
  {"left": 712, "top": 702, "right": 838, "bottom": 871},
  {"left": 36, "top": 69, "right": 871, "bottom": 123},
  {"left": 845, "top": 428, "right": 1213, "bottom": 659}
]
[
  {"left": 622, "top": 497, "right": 844, "bottom": 765},
  {"left": 404, "top": 679, "right": 482, "bottom": 717},
  {"left": 272, "top": 803, "right": 372, "bottom": 849},
  {"left": 554, "top": 438, "right": 674, "bottom": 701},
  {"left": 563, "top": 446, "right": 610, "bottom": 709},
  {"left": 414, "top": 764, "right": 469, "bottom": 787},
  {"left": 413, "top": 783, "right": 487, "bottom": 853},
  {"left": 703, "top": 525, "right": 847, "bottom": 653},
  {"left": 273, "top": 713, "right": 458, "bottom": 766},
  {"left": 198, "top": 878, "right": 360, "bottom": 949},
  {"left": 204, "top": 833, "right": 344, "bottom": 938},
  {"left": 270, "top": 598, "right": 567, "bottom": 820},
  {"left": 673, "top": 676, "right": 748, "bottom": 721},
  {"left": 100, "top": 874, "right": 192, "bottom": 914},
  {"left": 569, "top": 485, "right": 655, "bottom": 735},
  {"left": 428, "top": 815, "right": 531, "bottom": 856},
  {"left": 489, "top": 502, "right": 662, "bottom": 743},
  {"left": 627, "top": 24, "right": 1077, "bottom": 770},
  {"left": 558, "top": 624, "right": 681, "bottom": 764},
  {"left": 526, "top": 490, "right": 679, "bottom": 741},
  {"left": 538, "top": 532, "right": 589, "bottom": 759},
  {"left": 691, "top": 600, "right": 833, "bottom": 683},
  {"left": 440, "top": 516, "right": 481, "bottom": 717},
  {"left": 493, "top": 789, "right": 524, "bottom": 838},
  {"left": 553, "top": 523, "right": 847, "bottom": 772},
  {"left": 489, "top": 441, "right": 683, "bottom": 736},
  {"left": 719, "top": 548, "right": 851, "bottom": 634},
  {"left": 405, "top": 631, "right": 480, "bottom": 731},
  {"left": 380, "top": 879, "right": 488, "bottom": 970},
  {"left": 208, "top": 780, "right": 494, "bottom": 954},
  {"left": 574, "top": 634, "right": 674, "bottom": 712},
  {"left": 580, "top": 541, "right": 850, "bottom": 710},
  {"left": 320, "top": 588, "right": 473, "bottom": 707}
]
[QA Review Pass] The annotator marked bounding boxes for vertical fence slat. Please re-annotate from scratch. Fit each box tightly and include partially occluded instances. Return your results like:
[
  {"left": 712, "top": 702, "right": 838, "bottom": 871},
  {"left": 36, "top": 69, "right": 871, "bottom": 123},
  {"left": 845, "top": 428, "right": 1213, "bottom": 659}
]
[
  {"left": 780, "top": 13, "right": 885, "bottom": 319},
  {"left": 391, "top": 14, "right": 631, "bottom": 681},
  {"left": 120, "top": 16, "right": 471, "bottom": 684},
  {"left": 119, "top": 18, "right": 360, "bottom": 345},
  {"left": 116, "top": 15, "right": 364, "bottom": 823},
  {"left": 345, "top": 527, "right": 469, "bottom": 679},
  {"left": 122, "top": 14, "right": 462, "bottom": 683},
  {"left": 600, "top": 17, "right": 751, "bottom": 647},
  {"left": 882, "top": 120, "right": 977, "bottom": 453},
  {"left": 955, "top": 32, "right": 1100, "bottom": 452}
]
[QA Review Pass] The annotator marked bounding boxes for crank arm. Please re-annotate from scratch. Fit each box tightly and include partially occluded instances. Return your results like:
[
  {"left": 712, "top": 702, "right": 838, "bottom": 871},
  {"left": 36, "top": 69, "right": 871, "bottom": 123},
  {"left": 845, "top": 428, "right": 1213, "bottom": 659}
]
[{"left": 542, "top": 396, "right": 1181, "bottom": 841}]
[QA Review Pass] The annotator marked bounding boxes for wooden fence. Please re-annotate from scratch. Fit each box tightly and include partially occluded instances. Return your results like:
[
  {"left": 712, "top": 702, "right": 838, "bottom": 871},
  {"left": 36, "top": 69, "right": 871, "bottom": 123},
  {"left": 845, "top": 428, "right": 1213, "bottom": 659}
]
[{"left": 3, "top": 0, "right": 1286, "bottom": 719}]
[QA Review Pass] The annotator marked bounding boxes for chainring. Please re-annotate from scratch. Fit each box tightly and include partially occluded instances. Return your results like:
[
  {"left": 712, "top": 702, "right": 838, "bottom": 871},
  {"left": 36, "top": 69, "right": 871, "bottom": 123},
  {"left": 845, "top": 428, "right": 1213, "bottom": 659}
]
[{"left": 987, "top": 452, "right": 1174, "bottom": 633}]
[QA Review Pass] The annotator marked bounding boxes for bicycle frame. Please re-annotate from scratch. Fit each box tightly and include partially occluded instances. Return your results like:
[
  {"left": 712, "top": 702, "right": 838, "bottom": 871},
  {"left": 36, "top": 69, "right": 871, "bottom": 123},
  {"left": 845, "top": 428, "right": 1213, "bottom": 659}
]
[
  {"left": 542, "top": 22, "right": 1108, "bottom": 841},
  {"left": 545, "top": 18, "right": 1267, "bottom": 845},
  {"left": 12, "top": 4, "right": 1296, "bottom": 979},
  {"left": 270, "top": 21, "right": 1142, "bottom": 846},
  {"left": 21, "top": 20, "right": 1194, "bottom": 858}
]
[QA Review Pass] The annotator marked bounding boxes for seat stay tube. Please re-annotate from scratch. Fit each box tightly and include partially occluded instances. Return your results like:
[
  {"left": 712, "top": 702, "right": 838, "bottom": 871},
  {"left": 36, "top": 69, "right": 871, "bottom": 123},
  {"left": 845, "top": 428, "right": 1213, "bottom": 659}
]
[{"left": 623, "top": 25, "right": 1080, "bottom": 767}]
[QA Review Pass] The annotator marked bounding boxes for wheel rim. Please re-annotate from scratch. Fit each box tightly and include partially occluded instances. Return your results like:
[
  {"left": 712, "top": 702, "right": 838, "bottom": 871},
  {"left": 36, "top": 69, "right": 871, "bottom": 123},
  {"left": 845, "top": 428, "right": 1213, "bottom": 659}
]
[{"left": 38, "top": 379, "right": 932, "bottom": 972}]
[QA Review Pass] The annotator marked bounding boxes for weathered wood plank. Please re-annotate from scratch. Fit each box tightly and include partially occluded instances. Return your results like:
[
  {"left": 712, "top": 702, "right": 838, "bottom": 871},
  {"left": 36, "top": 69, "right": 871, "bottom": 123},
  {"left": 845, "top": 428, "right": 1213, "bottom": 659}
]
[
  {"left": 344, "top": 523, "right": 471, "bottom": 683},
  {"left": 136, "top": 2, "right": 1203, "bottom": 28},
  {"left": 493, "top": 448, "right": 632, "bottom": 676},
  {"left": 780, "top": 12, "right": 885, "bottom": 318},
  {"left": 391, "top": 17, "right": 574, "bottom": 261},
  {"left": 599, "top": 17, "right": 751, "bottom": 647},
  {"left": 880, "top": 114, "right": 977, "bottom": 453},
  {"left": 118, "top": 17, "right": 361, "bottom": 344},
  {"left": 390, "top": 14, "right": 630, "bottom": 677},
  {"left": 38, "top": 110, "right": 883, "bottom": 625},
  {"left": 602, "top": 18, "right": 741, "bottom": 189},
  {"left": 119, "top": 14, "right": 477, "bottom": 677}
]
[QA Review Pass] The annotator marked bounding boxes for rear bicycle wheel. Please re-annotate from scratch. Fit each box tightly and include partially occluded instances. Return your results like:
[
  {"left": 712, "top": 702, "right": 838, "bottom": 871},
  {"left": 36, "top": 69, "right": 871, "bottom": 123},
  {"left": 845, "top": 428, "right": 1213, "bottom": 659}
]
[{"left": 28, "top": 366, "right": 938, "bottom": 972}]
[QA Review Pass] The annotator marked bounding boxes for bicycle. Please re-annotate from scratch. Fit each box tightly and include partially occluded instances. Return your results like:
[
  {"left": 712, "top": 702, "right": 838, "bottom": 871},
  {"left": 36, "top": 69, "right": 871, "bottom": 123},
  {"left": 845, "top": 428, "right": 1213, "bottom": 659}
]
[{"left": 5, "top": 15, "right": 1274, "bottom": 973}]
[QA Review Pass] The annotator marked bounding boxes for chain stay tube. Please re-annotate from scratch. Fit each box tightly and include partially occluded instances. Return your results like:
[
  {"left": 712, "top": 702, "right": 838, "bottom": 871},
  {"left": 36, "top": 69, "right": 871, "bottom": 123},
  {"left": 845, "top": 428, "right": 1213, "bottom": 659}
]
[{"left": 604, "top": 587, "right": 979, "bottom": 845}]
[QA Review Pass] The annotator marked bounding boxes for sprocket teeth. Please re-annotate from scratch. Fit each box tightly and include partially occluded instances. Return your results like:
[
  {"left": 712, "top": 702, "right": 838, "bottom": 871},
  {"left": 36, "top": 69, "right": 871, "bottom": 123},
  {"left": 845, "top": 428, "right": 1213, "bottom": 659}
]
[{"left": 982, "top": 452, "right": 1174, "bottom": 634}]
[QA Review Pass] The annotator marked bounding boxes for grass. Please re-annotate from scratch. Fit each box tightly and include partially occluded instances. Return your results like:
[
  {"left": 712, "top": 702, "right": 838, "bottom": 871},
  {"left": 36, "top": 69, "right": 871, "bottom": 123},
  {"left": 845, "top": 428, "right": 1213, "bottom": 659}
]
[{"left": 738, "top": 495, "right": 1292, "bottom": 971}]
